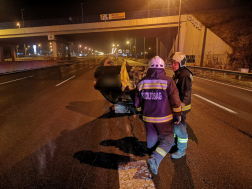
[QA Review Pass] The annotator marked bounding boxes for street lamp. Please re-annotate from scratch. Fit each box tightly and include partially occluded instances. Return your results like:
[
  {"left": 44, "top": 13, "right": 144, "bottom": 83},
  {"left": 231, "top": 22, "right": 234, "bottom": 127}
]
[
  {"left": 21, "top": 9, "right": 25, "bottom": 27},
  {"left": 177, "top": 0, "right": 182, "bottom": 52},
  {"left": 127, "top": 41, "right": 131, "bottom": 54},
  {"left": 81, "top": 3, "right": 84, "bottom": 23},
  {"left": 78, "top": 45, "right": 82, "bottom": 57},
  {"left": 17, "top": 23, "right": 20, "bottom": 29},
  {"left": 38, "top": 44, "right": 41, "bottom": 55},
  {"left": 84, "top": 46, "right": 87, "bottom": 55}
]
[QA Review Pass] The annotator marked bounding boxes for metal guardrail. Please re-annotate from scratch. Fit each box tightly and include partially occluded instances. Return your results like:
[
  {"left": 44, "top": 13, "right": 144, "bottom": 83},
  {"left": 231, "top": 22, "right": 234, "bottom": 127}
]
[
  {"left": 165, "top": 63, "right": 252, "bottom": 80},
  {"left": 0, "top": 4, "right": 237, "bottom": 30},
  {"left": 188, "top": 66, "right": 252, "bottom": 80}
]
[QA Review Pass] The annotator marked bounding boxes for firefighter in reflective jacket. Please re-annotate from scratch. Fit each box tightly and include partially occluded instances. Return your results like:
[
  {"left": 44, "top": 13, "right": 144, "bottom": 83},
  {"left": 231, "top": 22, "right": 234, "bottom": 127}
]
[
  {"left": 135, "top": 56, "right": 182, "bottom": 175},
  {"left": 170, "top": 52, "right": 193, "bottom": 159}
]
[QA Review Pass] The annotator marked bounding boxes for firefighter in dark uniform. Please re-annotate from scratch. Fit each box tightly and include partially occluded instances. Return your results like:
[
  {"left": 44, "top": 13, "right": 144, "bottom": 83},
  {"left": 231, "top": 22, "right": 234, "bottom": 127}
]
[
  {"left": 170, "top": 52, "right": 193, "bottom": 159},
  {"left": 135, "top": 56, "right": 182, "bottom": 175}
]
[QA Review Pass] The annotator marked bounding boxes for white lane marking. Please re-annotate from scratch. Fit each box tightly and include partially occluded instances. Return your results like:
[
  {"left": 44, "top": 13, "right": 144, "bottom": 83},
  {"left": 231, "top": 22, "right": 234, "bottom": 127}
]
[
  {"left": 55, "top": 76, "right": 75, "bottom": 87},
  {"left": 0, "top": 75, "right": 34, "bottom": 85},
  {"left": 89, "top": 66, "right": 93, "bottom": 69},
  {"left": 193, "top": 94, "right": 238, "bottom": 114},
  {"left": 194, "top": 76, "right": 252, "bottom": 92}
]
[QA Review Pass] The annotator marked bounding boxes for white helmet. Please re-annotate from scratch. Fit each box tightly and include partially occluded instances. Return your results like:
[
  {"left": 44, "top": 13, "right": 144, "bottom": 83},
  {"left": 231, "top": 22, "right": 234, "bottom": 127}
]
[
  {"left": 170, "top": 52, "right": 186, "bottom": 67},
  {"left": 148, "top": 56, "right": 165, "bottom": 69}
]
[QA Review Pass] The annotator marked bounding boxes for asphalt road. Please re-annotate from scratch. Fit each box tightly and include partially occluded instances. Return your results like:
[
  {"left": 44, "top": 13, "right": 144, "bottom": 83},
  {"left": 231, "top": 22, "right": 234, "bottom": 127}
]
[{"left": 0, "top": 60, "right": 251, "bottom": 189}]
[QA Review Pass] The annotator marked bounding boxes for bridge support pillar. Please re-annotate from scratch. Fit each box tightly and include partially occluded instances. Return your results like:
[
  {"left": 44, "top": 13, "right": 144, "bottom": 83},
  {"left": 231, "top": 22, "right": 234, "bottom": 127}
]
[
  {"left": 62, "top": 44, "right": 66, "bottom": 57},
  {"left": 24, "top": 44, "right": 27, "bottom": 58},
  {"left": 0, "top": 47, "right": 4, "bottom": 62},
  {"left": 52, "top": 41, "right": 58, "bottom": 58},
  {"left": 11, "top": 47, "right": 16, "bottom": 61},
  {"left": 68, "top": 45, "right": 72, "bottom": 57}
]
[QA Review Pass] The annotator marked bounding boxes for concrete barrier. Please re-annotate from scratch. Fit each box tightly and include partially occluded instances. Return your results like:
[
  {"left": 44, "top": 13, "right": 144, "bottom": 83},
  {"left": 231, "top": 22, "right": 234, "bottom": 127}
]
[{"left": 0, "top": 60, "right": 59, "bottom": 74}]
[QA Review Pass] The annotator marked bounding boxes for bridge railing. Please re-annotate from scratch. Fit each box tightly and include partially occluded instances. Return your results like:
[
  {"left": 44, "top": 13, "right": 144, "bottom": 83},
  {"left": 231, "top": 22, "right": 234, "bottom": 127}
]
[{"left": 0, "top": 4, "right": 236, "bottom": 30}]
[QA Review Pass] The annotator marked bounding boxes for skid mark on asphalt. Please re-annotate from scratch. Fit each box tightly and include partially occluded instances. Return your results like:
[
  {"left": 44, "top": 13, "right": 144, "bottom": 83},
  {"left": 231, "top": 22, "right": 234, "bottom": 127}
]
[{"left": 118, "top": 160, "right": 155, "bottom": 189}]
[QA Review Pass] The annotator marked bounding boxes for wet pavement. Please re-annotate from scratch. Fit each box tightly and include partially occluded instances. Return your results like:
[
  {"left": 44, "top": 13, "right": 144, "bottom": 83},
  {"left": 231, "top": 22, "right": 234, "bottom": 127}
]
[{"left": 0, "top": 60, "right": 251, "bottom": 188}]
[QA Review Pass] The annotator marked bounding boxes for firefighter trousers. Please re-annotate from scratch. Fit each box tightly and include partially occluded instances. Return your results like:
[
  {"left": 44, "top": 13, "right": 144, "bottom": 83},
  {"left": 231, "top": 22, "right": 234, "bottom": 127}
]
[
  {"left": 144, "top": 121, "right": 174, "bottom": 167},
  {"left": 174, "top": 114, "right": 188, "bottom": 152}
]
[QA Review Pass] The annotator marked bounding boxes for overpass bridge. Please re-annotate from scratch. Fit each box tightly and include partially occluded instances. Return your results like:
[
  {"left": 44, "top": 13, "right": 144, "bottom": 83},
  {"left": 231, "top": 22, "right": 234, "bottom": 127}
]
[
  {"left": 0, "top": 14, "right": 187, "bottom": 62},
  {"left": 0, "top": 6, "right": 233, "bottom": 68}
]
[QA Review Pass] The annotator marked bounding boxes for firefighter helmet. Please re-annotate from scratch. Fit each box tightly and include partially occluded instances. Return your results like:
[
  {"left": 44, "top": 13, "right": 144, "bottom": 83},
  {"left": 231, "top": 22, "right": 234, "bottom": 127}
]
[
  {"left": 148, "top": 56, "right": 165, "bottom": 69},
  {"left": 170, "top": 52, "right": 186, "bottom": 67}
]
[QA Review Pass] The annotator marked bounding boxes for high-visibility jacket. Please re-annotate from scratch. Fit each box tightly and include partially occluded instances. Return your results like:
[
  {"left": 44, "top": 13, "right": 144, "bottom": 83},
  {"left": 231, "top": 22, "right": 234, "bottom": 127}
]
[
  {"left": 135, "top": 68, "right": 182, "bottom": 123},
  {"left": 173, "top": 67, "right": 193, "bottom": 114}
]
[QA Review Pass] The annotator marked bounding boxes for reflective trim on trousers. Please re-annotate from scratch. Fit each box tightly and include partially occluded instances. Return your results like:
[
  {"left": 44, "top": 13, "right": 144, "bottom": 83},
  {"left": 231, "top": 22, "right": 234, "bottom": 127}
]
[
  {"left": 155, "top": 147, "right": 167, "bottom": 157},
  {"left": 178, "top": 137, "right": 188, "bottom": 143}
]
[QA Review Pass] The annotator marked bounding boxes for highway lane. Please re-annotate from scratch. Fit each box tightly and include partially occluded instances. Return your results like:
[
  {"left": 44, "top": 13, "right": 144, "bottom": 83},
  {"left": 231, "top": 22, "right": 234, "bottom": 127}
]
[
  {"left": 0, "top": 60, "right": 251, "bottom": 188},
  {"left": 166, "top": 69, "right": 252, "bottom": 137},
  {"left": 0, "top": 62, "right": 145, "bottom": 189},
  {"left": 0, "top": 62, "right": 96, "bottom": 115}
]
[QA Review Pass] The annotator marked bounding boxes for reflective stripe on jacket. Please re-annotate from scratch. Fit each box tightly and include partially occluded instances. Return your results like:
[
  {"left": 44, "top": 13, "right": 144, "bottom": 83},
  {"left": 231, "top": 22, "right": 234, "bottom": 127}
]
[{"left": 135, "top": 68, "right": 182, "bottom": 123}]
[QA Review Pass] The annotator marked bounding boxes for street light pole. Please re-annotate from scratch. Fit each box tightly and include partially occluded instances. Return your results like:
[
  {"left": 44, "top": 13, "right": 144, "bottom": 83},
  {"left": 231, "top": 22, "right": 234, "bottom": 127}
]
[
  {"left": 148, "top": 0, "right": 150, "bottom": 18},
  {"left": 78, "top": 45, "right": 81, "bottom": 57},
  {"left": 167, "top": 0, "right": 169, "bottom": 16},
  {"left": 177, "top": 0, "right": 181, "bottom": 52},
  {"left": 21, "top": 9, "right": 25, "bottom": 27},
  {"left": 81, "top": 3, "right": 84, "bottom": 23}
]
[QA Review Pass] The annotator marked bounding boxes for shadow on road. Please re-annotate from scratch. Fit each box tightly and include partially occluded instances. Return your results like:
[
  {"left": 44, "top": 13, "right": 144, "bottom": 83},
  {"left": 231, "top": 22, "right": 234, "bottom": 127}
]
[
  {"left": 100, "top": 137, "right": 147, "bottom": 157},
  {"left": 168, "top": 122, "right": 197, "bottom": 189},
  {"left": 187, "top": 123, "right": 198, "bottom": 145},
  {"left": 74, "top": 150, "right": 135, "bottom": 170},
  {"left": 171, "top": 156, "right": 195, "bottom": 189},
  {"left": 0, "top": 115, "right": 122, "bottom": 189},
  {"left": 66, "top": 100, "right": 135, "bottom": 119}
]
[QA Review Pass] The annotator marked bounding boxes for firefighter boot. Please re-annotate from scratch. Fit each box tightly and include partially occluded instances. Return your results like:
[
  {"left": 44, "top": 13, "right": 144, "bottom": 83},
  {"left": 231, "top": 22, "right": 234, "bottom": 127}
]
[
  {"left": 148, "top": 158, "right": 158, "bottom": 175},
  {"left": 171, "top": 151, "right": 186, "bottom": 159}
]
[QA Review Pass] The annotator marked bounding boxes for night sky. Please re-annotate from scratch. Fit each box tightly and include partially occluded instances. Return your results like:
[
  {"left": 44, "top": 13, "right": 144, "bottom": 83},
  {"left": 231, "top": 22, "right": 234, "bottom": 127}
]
[{"left": 0, "top": 0, "right": 250, "bottom": 23}]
